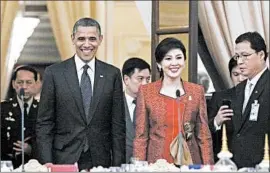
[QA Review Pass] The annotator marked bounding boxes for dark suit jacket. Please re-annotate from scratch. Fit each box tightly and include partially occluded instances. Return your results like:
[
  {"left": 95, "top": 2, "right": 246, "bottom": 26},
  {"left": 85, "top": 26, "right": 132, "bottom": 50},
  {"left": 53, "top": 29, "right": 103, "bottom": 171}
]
[
  {"left": 1, "top": 96, "right": 39, "bottom": 168},
  {"left": 124, "top": 94, "right": 135, "bottom": 163},
  {"left": 35, "top": 57, "right": 126, "bottom": 167},
  {"left": 231, "top": 69, "right": 270, "bottom": 168},
  {"left": 207, "top": 88, "right": 234, "bottom": 162}
]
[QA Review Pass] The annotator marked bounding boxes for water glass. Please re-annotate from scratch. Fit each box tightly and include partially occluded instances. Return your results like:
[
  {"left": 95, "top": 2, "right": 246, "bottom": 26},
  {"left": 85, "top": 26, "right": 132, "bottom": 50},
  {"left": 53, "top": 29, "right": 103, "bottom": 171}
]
[
  {"left": 1, "top": 161, "right": 14, "bottom": 172},
  {"left": 130, "top": 157, "right": 140, "bottom": 164},
  {"left": 120, "top": 164, "right": 129, "bottom": 172},
  {"left": 109, "top": 166, "right": 121, "bottom": 172}
]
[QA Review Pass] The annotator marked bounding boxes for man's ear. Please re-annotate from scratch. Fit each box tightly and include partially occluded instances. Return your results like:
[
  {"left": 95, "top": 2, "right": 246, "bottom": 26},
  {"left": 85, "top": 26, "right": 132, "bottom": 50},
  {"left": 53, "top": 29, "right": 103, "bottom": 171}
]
[
  {"left": 99, "top": 35, "right": 103, "bottom": 44},
  {"left": 123, "top": 75, "right": 129, "bottom": 85},
  {"left": 259, "top": 50, "right": 265, "bottom": 61},
  {"left": 71, "top": 34, "right": 75, "bottom": 44},
  {"left": 12, "top": 80, "right": 16, "bottom": 90},
  {"left": 157, "top": 63, "right": 161, "bottom": 70}
]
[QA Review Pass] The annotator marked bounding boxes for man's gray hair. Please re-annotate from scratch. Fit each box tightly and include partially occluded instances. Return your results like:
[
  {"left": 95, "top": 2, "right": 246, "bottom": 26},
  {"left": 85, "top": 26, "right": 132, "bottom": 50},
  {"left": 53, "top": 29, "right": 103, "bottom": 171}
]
[{"left": 72, "top": 17, "right": 101, "bottom": 36}]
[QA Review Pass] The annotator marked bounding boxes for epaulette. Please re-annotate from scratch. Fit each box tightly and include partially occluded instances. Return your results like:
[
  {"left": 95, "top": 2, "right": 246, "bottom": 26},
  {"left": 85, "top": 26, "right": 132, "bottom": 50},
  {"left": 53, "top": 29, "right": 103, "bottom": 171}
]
[
  {"left": 1, "top": 97, "right": 13, "bottom": 103},
  {"left": 1, "top": 99, "right": 9, "bottom": 103},
  {"left": 33, "top": 98, "right": 40, "bottom": 104}
]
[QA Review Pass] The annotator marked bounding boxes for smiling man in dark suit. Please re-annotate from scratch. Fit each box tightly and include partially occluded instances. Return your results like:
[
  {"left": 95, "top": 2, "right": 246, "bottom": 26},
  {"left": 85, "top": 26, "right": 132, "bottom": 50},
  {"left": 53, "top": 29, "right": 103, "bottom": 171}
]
[
  {"left": 230, "top": 31, "right": 269, "bottom": 168},
  {"left": 35, "top": 17, "right": 126, "bottom": 171},
  {"left": 121, "top": 57, "right": 151, "bottom": 163}
]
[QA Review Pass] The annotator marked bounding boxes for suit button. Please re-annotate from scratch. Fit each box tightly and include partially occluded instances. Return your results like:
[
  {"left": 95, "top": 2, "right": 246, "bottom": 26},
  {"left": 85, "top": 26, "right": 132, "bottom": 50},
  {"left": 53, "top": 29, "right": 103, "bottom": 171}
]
[{"left": 236, "top": 134, "right": 240, "bottom": 137}]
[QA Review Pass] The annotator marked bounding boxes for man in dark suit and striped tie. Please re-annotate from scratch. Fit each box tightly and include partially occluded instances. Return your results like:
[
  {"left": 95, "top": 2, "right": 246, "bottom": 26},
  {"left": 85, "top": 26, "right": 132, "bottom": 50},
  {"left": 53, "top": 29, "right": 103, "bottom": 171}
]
[{"left": 36, "top": 17, "right": 126, "bottom": 171}]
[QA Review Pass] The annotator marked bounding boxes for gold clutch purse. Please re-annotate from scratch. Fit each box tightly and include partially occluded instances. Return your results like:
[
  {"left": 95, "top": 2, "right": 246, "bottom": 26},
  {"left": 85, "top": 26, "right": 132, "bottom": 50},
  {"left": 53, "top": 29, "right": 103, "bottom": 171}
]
[{"left": 170, "top": 133, "right": 193, "bottom": 165}]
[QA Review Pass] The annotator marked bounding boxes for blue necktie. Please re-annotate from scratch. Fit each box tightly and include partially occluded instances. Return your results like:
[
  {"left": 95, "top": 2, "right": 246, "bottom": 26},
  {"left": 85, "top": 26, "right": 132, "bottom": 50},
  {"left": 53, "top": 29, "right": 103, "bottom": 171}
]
[{"left": 81, "top": 65, "right": 92, "bottom": 122}]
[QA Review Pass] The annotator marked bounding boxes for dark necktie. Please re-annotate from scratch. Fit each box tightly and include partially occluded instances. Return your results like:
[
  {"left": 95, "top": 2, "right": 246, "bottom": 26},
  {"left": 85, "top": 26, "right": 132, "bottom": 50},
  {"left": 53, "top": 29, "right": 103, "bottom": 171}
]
[
  {"left": 24, "top": 103, "right": 28, "bottom": 116},
  {"left": 132, "top": 99, "right": 137, "bottom": 127},
  {"left": 80, "top": 65, "right": 92, "bottom": 122}
]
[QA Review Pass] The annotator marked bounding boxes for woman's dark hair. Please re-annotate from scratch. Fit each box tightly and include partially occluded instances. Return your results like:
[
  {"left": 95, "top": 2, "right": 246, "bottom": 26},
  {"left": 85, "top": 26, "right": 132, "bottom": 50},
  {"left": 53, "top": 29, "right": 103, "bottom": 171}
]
[
  {"left": 228, "top": 57, "right": 238, "bottom": 77},
  {"left": 155, "top": 37, "right": 186, "bottom": 77}
]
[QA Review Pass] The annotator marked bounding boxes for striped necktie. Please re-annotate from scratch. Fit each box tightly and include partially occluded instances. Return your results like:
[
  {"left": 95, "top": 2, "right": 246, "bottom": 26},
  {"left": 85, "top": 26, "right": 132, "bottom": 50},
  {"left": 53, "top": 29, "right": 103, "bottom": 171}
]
[{"left": 80, "top": 64, "right": 92, "bottom": 122}]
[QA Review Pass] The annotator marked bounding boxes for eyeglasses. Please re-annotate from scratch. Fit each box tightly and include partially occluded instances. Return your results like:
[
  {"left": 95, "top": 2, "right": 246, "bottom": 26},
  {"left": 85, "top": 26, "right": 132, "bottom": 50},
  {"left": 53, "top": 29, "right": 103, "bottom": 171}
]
[{"left": 233, "top": 52, "right": 257, "bottom": 61}]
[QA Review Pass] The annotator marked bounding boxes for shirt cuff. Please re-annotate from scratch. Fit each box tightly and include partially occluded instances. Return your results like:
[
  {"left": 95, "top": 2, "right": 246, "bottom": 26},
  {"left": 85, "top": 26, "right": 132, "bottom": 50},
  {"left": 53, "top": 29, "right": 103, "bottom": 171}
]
[{"left": 214, "top": 117, "right": 221, "bottom": 131}]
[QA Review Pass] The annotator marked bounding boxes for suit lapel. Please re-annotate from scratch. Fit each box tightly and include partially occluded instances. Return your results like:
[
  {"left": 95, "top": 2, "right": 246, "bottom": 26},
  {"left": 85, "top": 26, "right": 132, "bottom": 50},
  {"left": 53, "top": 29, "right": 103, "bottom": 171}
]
[
  {"left": 239, "top": 70, "right": 268, "bottom": 130},
  {"left": 64, "top": 57, "right": 86, "bottom": 123},
  {"left": 235, "top": 70, "right": 269, "bottom": 133},
  {"left": 88, "top": 59, "right": 105, "bottom": 124},
  {"left": 176, "top": 81, "right": 188, "bottom": 130},
  {"left": 233, "top": 82, "right": 245, "bottom": 133},
  {"left": 124, "top": 95, "right": 135, "bottom": 136},
  {"left": 12, "top": 97, "right": 21, "bottom": 120},
  {"left": 28, "top": 99, "right": 38, "bottom": 117},
  {"left": 182, "top": 82, "right": 189, "bottom": 120}
]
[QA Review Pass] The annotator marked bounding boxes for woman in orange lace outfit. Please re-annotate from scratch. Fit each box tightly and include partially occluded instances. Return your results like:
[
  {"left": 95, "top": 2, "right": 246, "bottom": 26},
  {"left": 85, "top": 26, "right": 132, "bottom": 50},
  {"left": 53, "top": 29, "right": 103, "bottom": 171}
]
[{"left": 133, "top": 37, "right": 214, "bottom": 165}]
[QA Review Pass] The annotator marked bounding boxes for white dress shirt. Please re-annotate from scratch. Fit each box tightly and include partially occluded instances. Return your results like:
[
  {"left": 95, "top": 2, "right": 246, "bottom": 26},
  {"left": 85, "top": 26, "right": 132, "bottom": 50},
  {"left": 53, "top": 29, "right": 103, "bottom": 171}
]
[
  {"left": 244, "top": 67, "right": 267, "bottom": 99},
  {"left": 125, "top": 93, "right": 136, "bottom": 122},
  {"left": 242, "top": 67, "right": 267, "bottom": 112},
  {"left": 74, "top": 54, "right": 95, "bottom": 92}
]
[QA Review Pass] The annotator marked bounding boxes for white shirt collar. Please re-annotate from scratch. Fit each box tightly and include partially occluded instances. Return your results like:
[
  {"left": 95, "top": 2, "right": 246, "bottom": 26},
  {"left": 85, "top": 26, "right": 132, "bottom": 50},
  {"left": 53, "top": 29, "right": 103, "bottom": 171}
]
[
  {"left": 17, "top": 95, "right": 33, "bottom": 111},
  {"left": 125, "top": 92, "right": 135, "bottom": 107},
  {"left": 74, "top": 54, "right": 95, "bottom": 72},
  {"left": 247, "top": 67, "right": 267, "bottom": 86}
]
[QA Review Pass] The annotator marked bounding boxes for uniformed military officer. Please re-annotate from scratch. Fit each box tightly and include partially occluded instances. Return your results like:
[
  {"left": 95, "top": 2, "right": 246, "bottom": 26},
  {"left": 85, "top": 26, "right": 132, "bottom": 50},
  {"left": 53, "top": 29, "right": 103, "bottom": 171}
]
[{"left": 1, "top": 65, "right": 39, "bottom": 168}]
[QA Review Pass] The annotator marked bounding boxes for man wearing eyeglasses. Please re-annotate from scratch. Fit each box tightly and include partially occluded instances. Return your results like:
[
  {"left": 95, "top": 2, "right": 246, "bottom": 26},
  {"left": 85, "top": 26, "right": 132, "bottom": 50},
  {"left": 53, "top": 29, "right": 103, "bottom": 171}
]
[{"left": 229, "top": 31, "right": 269, "bottom": 168}]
